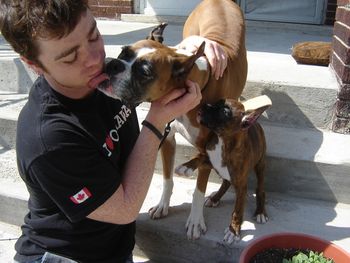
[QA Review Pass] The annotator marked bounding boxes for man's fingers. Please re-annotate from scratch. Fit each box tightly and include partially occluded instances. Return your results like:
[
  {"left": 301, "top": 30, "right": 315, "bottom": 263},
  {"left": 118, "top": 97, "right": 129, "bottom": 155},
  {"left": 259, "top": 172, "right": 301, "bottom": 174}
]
[
  {"left": 204, "top": 41, "right": 227, "bottom": 80},
  {"left": 185, "top": 80, "right": 202, "bottom": 103},
  {"left": 159, "top": 88, "right": 186, "bottom": 105},
  {"left": 220, "top": 52, "right": 228, "bottom": 77}
]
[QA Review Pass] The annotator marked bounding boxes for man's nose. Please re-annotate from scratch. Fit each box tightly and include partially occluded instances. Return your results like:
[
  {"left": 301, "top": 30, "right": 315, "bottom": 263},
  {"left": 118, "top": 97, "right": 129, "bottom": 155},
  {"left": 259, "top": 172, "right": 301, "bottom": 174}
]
[{"left": 84, "top": 46, "right": 102, "bottom": 68}]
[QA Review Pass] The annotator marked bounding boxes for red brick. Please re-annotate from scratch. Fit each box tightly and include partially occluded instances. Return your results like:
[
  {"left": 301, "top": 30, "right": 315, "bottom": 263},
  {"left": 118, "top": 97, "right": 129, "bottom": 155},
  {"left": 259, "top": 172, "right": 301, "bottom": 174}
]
[
  {"left": 335, "top": 7, "right": 350, "bottom": 27},
  {"left": 331, "top": 53, "right": 350, "bottom": 82},
  {"left": 88, "top": 0, "right": 133, "bottom": 18},
  {"left": 332, "top": 36, "right": 350, "bottom": 64},
  {"left": 333, "top": 21, "right": 350, "bottom": 45},
  {"left": 337, "top": 0, "right": 350, "bottom": 6},
  {"left": 332, "top": 65, "right": 350, "bottom": 99},
  {"left": 335, "top": 98, "right": 350, "bottom": 117},
  {"left": 89, "top": 0, "right": 132, "bottom": 6},
  {"left": 332, "top": 116, "right": 350, "bottom": 133},
  {"left": 338, "top": 82, "right": 350, "bottom": 99}
]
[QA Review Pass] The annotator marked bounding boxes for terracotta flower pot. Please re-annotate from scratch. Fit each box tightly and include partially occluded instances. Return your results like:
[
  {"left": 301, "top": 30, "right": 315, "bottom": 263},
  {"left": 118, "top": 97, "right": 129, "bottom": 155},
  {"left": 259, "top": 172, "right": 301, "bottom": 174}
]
[{"left": 239, "top": 232, "right": 350, "bottom": 263}]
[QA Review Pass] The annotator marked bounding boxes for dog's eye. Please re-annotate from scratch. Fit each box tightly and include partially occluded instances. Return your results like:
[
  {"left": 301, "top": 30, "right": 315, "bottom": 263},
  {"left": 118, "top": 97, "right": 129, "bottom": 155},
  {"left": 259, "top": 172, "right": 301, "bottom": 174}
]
[
  {"left": 134, "top": 61, "right": 153, "bottom": 78},
  {"left": 222, "top": 107, "right": 232, "bottom": 117}
]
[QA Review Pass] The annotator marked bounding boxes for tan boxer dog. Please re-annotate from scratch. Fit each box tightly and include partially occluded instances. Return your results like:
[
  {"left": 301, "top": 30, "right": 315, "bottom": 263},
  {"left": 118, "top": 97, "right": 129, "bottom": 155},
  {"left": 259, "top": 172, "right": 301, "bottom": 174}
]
[
  {"left": 187, "top": 95, "right": 271, "bottom": 243},
  {"left": 97, "top": 0, "right": 247, "bottom": 240}
]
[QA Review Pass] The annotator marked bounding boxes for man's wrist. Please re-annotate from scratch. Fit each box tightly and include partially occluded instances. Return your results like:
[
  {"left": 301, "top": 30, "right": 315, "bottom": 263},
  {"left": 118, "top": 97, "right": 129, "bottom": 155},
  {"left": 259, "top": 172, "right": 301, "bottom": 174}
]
[{"left": 141, "top": 120, "right": 164, "bottom": 141}]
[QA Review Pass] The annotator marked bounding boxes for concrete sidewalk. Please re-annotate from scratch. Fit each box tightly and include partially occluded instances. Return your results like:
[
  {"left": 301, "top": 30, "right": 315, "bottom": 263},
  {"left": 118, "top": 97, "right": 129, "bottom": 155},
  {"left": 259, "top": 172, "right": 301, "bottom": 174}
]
[
  {"left": 1, "top": 18, "right": 350, "bottom": 262},
  {"left": 1, "top": 173, "right": 350, "bottom": 262}
]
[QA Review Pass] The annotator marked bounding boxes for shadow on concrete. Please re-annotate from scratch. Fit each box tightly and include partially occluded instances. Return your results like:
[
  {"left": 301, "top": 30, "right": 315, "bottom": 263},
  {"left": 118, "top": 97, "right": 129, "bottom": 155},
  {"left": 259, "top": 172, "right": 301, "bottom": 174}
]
[
  {"left": 135, "top": 90, "right": 348, "bottom": 262},
  {"left": 0, "top": 95, "right": 27, "bottom": 109},
  {"left": 0, "top": 137, "right": 11, "bottom": 149},
  {"left": 255, "top": 88, "right": 339, "bottom": 202},
  {"left": 101, "top": 24, "right": 182, "bottom": 48},
  {"left": 0, "top": 35, "right": 12, "bottom": 51},
  {"left": 136, "top": 190, "right": 349, "bottom": 262},
  {"left": 102, "top": 27, "right": 156, "bottom": 46}
]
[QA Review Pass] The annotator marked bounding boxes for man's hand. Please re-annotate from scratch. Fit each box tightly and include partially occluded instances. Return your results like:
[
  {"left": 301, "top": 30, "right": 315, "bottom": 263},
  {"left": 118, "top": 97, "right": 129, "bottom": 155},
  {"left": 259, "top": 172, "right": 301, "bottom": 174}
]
[
  {"left": 177, "top": 36, "right": 227, "bottom": 80},
  {"left": 146, "top": 80, "right": 202, "bottom": 130}
]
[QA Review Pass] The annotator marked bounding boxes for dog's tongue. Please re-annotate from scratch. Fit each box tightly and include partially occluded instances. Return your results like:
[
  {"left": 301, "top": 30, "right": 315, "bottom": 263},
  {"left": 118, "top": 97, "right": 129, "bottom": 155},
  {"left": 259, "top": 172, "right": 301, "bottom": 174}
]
[{"left": 88, "top": 73, "right": 109, "bottom": 89}]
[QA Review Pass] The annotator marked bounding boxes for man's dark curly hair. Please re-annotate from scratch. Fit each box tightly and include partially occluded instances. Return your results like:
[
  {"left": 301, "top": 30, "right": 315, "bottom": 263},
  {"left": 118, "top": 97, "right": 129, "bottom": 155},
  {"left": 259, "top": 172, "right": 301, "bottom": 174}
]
[{"left": 0, "top": 0, "right": 89, "bottom": 65}]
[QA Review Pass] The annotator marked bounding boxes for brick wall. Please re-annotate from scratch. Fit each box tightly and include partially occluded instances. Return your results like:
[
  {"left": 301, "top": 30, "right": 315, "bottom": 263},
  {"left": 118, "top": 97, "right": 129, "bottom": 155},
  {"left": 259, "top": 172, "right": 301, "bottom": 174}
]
[
  {"left": 89, "top": 0, "right": 133, "bottom": 19},
  {"left": 326, "top": 0, "right": 337, "bottom": 25},
  {"left": 331, "top": 0, "right": 350, "bottom": 133}
]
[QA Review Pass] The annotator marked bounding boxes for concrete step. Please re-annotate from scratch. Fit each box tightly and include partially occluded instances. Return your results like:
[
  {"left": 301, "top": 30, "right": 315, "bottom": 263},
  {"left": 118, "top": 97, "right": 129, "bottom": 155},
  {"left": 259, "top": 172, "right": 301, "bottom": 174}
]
[
  {"left": 1, "top": 100, "right": 350, "bottom": 204},
  {"left": 0, "top": 92, "right": 28, "bottom": 149},
  {"left": 0, "top": 20, "right": 336, "bottom": 130},
  {"left": 0, "top": 171, "right": 349, "bottom": 263},
  {"left": 0, "top": 55, "right": 337, "bottom": 130}
]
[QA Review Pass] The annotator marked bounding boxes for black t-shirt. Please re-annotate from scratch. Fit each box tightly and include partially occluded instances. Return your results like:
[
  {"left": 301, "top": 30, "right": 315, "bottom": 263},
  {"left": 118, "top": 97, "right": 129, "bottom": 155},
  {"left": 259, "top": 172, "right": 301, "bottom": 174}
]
[{"left": 14, "top": 76, "right": 140, "bottom": 263}]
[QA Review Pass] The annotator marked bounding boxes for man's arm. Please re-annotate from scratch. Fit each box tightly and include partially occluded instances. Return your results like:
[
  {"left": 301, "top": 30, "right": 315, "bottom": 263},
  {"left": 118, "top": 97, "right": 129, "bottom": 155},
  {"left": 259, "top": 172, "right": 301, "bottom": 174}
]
[{"left": 87, "top": 80, "right": 201, "bottom": 224}]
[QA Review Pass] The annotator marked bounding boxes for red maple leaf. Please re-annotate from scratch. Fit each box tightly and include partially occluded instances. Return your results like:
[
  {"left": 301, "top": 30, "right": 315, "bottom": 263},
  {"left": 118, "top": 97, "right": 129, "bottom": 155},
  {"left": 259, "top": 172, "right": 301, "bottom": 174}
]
[{"left": 77, "top": 193, "right": 85, "bottom": 200}]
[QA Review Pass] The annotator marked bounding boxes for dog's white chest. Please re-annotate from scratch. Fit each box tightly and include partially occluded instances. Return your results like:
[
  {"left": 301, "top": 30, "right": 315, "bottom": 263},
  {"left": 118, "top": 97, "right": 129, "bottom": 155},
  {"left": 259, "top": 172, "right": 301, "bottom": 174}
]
[{"left": 206, "top": 138, "right": 231, "bottom": 181}]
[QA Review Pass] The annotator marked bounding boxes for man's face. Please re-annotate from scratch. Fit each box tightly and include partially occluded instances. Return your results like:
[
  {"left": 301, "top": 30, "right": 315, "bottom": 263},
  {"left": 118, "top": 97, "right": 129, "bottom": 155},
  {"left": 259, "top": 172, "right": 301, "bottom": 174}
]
[{"left": 35, "top": 10, "right": 105, "bottom": 98}]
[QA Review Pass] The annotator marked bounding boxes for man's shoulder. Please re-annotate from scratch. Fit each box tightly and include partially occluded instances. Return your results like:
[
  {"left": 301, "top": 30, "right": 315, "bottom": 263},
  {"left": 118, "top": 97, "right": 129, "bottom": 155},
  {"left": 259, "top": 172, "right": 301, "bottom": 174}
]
[{"left": 16, "top": 77, "right": 70, "bottom": 157}]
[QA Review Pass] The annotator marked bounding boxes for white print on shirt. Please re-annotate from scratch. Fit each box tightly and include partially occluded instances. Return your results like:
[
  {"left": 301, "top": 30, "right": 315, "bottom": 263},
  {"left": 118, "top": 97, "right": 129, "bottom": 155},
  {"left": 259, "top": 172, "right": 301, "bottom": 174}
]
[
  {"left": 102, "top": 105, "right": 132, "bottom": 157},
  {"left": 70, "top": 187, "right": 92, "bottom": 204}
]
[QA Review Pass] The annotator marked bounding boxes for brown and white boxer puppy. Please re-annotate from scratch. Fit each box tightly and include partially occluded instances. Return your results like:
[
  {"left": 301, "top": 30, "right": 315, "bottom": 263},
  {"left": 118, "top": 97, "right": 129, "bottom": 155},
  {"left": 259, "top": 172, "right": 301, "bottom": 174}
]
[
  {"left": 97, "top": 0, "right": 247, "bottom": 240},
  {"left": 186, "top": 95, "right": 271, "bottom": 243}
]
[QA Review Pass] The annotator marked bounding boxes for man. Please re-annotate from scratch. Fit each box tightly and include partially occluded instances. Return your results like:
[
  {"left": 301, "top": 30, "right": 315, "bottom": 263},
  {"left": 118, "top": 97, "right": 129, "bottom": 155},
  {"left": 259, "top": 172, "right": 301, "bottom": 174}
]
[{"left": 0, "top": 1, "right": 226, "bottom": 262}]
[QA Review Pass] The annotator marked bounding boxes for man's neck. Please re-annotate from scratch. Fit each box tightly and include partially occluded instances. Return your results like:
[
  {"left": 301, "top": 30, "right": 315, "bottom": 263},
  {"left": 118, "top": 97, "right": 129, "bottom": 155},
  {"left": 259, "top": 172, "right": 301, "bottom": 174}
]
[{"left": 44, "top": 74, "right": 93, "bottom": 99}]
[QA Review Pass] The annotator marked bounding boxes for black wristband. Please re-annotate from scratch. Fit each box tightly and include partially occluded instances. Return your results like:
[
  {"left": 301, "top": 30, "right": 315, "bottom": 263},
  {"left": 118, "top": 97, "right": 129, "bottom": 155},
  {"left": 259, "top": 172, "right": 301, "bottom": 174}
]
[{"left": 141, "top": 120, "right": 163, "bottom": 141}]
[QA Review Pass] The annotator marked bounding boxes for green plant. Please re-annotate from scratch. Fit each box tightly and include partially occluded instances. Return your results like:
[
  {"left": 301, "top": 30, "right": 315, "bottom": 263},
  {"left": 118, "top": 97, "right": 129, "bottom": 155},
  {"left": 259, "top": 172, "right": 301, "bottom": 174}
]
[{"left": 282, "top": 251, "right": 335, "bottom": 263}]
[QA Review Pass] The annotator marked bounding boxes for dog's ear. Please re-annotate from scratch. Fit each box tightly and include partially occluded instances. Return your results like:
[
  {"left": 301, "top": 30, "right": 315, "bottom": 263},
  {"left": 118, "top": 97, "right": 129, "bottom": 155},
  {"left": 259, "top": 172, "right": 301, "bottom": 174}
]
[
  {"left": 172, "top": 41, "right": 206, "bottom": 81},
  {"left": 240, "top": 95, "right": 272, "bottom": 130},
  {"left": 146, "top": 22, "right": 168, "bottom": 43}
]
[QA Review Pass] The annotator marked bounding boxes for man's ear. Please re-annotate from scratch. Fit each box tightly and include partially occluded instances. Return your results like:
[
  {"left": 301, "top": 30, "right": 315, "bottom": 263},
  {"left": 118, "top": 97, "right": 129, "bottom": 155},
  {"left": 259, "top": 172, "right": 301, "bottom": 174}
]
[
  {"left": 172, "top": 41, "right": 206, "bottom": 81},
  {"left": 20, "top": 56, "right": 44, "bottom": 75}
]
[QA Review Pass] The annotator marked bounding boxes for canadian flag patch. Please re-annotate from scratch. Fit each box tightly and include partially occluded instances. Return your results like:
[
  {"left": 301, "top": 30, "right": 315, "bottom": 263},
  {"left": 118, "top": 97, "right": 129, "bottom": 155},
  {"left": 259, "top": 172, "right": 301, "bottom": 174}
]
[{"left": 70, "top": 187, "right": 92, "bottom": 204}]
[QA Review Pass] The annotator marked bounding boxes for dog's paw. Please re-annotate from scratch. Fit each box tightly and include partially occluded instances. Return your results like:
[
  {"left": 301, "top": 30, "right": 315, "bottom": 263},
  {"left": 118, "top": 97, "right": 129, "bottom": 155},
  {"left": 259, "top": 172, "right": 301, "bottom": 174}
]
[
  {"left": 255, "top": 213, "right": 268, "bottom": 224},
  {"left": 223, "top": 227, "right": 241, "bottom": 244},
  {"left": 175, "top": 164, "right": 195, "bottom": 177},
  {"left": 186, "top": 214, "right": 207, "bottom": 240},
  {"left": 148, "top": 202, "right": 169, "bottom": 219},
  {"left": 204, "top": 196, "right": 220, "bottom": 207}
]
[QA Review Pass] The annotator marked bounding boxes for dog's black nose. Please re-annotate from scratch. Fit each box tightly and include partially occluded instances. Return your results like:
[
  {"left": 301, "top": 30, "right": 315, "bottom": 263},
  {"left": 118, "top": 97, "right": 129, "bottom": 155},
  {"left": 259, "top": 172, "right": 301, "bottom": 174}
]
[{"left": 105, "top": 59, "right": 125, "bottom": 75}]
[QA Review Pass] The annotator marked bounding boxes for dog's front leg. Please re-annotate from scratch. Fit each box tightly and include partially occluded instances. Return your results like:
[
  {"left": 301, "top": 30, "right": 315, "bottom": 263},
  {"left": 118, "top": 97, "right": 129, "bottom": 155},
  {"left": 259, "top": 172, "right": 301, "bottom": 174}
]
[
  {"left": 186, "top": 166, "right": 211, "bottom": 240},
  {"left": 254, "top": 158, "right": 268, "bottom": 223},
  {"left": 149, "top": 135, "right": 176, "bottom": 219},
  {"left": 223, "top": 173, "right": 248, "bottom": 244}
]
